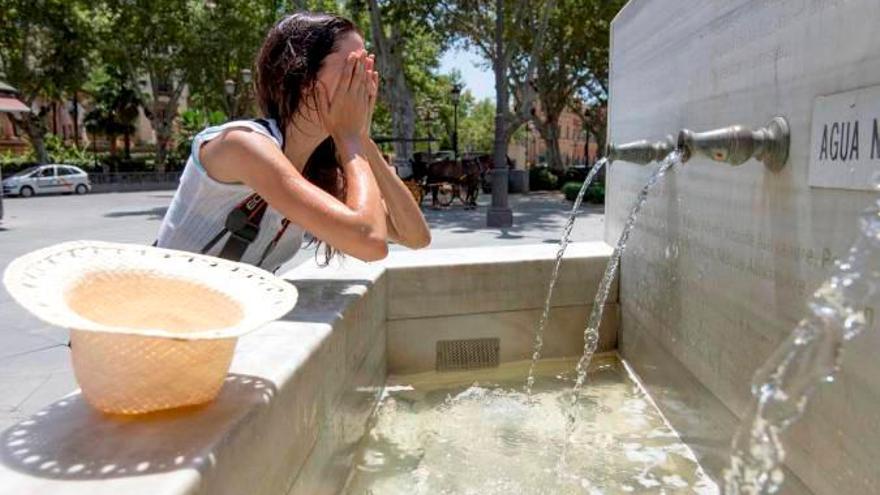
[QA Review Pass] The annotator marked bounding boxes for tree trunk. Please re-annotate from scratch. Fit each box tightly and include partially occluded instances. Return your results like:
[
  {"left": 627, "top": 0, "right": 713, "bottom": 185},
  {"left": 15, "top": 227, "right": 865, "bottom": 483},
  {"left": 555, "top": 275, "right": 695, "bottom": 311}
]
[
  {"left": 486, "top": 0, "right": 512, "bottom": 228},
  {"left": 493, "top": 0, "right": 509, "bottom": 176},
  {"left": 388, "top": 73, "right": 415, "bottom": 159},
  {"left": 367, "top": 0, "right": 416, "bottom": 161},
  {"left": 593, "top": 128, "right": 606, "bottom": 165},
  {"left": 541, "top": 127, "right": 563, "bottom": 172},
  {"left": 533, "top": 113, "right": 564, "bottom": 172},
  {"left": 124, "top": 132, "right": 132, "bottom": 158},
  {"left": 149, "top": 95, "right": 179, "bottom": 173},
  {"left": 18, "top": 112, "right": 50, "bottom": 164},
  {"left": 155, "top": 125, "right": 172, "bottom": 172}
]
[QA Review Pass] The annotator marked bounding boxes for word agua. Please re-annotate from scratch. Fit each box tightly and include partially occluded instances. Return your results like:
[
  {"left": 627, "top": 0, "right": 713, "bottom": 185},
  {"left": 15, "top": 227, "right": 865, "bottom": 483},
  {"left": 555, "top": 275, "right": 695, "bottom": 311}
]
[{"left": 817, "top": 118, "right": 880, "bottom": 162}]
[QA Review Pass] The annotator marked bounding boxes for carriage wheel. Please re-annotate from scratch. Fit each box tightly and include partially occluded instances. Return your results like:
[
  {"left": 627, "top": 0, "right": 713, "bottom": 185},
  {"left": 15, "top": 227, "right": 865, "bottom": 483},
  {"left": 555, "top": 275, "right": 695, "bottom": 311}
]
[{"left": 436, "top": 184, "right": 455, "bottom": 207}]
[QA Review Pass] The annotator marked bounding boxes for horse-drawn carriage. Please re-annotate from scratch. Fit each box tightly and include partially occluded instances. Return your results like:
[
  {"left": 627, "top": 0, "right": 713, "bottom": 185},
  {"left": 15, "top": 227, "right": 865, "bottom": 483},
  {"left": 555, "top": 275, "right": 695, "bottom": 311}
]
[{"left": 402, "top": 152, "right": 492, "bottom": 209}]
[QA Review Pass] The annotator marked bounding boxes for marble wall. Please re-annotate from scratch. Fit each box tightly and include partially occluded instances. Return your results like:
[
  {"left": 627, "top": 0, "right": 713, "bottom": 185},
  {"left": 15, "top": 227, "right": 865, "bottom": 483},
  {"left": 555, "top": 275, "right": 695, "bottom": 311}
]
[
  {"left": 607, "top": 1, "right": 880, "bottom": 493},
  {"left": 383, "top": 243, "right": 618, "bottom": 374}
]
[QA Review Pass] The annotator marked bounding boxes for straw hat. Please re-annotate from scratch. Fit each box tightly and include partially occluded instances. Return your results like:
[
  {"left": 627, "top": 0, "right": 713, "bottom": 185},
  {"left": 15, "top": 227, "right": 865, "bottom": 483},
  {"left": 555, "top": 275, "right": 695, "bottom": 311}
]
[{"left": 3, "top": 241, "right": 298, "bottom": 415}]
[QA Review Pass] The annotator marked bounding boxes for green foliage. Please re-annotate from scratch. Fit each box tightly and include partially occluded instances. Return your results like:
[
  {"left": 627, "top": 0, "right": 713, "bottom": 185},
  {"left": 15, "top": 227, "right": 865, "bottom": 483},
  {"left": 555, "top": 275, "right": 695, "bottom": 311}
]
[
  {"left": 585, "top": 182, "right": 604, "bottom": 204},
  {"left": 83, "top": 65, "right": 143, "bottom": 155},
  {"left": 0, "top": 0, "right": 97, "bottom": 162},
  {"left": 44, "top": 134, "right": 94, "bottom": 168},
  {"left": 184, "top": 1, "right": 279, "bottom": 114},
  {"left": 562, "top": 180, "right": 604, "bottom": 203},
  {"left": 530, "top": 167, "right": 559, "bottom": 191},
  {"left": 561, "top": 181, "right": 582, "bottom": 201},
  {"left": 0, "top": 151, "right": 34, "bottom": 175},
  {"left": 0, "top": 134, "right": 94, "bottom": 172},
  {"left": 459, "top": 98, "right": 495, "bottom": 153},
  {"left": 0, "top": 0, "right": 95, "bottom": 104},
  {"left": 167, "top": 109, "right": 227, "bottom": 169}
]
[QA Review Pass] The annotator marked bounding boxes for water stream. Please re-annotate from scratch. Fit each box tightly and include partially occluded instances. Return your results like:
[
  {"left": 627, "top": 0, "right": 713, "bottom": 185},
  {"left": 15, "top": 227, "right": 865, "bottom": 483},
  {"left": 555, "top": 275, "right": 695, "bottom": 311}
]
[
  {"left": 525, "top": 158, "right": 608, "bottom": 396},
  {"left": 723, "top": 180, "right": 880, "bottom": 494},
  {"left": 557, "top": 150, "right": 683, "bottom": 474},
  {"left": 570, "top": 150, "right": 682, "bottom": 397}
]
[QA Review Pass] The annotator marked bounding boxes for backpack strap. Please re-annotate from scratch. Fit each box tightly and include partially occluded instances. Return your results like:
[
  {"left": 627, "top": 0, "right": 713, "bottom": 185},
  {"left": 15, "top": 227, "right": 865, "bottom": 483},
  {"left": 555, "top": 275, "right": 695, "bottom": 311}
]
[
  {"left": 196, "top": 119, "right": 283, "bottom": 264},
  {"left": 253, "top": 118, "right": 284, "bottom": 148},
  {"left": 200, "top": 192, "right": 269, "bottom": 262}
]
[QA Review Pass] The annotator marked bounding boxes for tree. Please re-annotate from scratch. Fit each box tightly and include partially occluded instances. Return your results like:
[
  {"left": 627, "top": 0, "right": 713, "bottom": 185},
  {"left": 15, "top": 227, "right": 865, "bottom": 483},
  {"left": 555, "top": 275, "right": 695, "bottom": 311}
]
[
  {"left": 100, "top": 0, "right": 205, "bottom": 171},
  {"left": 515, "top": 0, "right": 622, "bottom": 171},
  {"left": 566, "top": 0, "right": 621, "bottom": 165},
  {"left": 102, "top": 0, "right": 274, "bottom": 171},
  {"left": 436, "top": 0, "right": 554, "bottom": 164},
  {"left": 0, "top": 0, "right": 94, "bottom": 164},
  {"left": 459, "top": 97, "right": 495, "bottom": 153},
  {"left": 186, "top": 1, "right": 276, "bottom": 117},
  {"left": 354, "top": 0, "right": 446, "bottom": 161},
  {"left": 83, "top": 65, "right": 143, "bottom": 159}
]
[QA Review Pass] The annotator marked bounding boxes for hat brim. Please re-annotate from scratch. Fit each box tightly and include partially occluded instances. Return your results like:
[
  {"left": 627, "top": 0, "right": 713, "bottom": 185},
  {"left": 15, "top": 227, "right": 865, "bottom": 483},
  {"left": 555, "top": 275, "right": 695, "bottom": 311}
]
[{"left": 3, "top": 241, "right": 298, "bottom": 340}]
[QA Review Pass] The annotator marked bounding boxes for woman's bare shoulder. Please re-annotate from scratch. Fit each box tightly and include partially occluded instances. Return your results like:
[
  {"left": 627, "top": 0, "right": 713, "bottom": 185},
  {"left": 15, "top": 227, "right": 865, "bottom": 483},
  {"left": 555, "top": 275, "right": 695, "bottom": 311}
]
[{"left": 199, "top": 127, "right": 281, "bottom": 183}]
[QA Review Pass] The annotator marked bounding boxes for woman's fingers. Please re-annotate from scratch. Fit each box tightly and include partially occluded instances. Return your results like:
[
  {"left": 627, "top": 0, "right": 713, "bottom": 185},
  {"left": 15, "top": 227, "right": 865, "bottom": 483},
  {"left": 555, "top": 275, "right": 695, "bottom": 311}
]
[
  {"left": 370, "top": 70, "right": 379, "bottom": 99},
  {"left": 343, "top": 52, "right": 358, "bottom": 92},
  {"left": 354, "top": 52, "right": 366, "bottom": 87},
  {"left": 316, "top": 82, "right": 330, "bottom": 124}
]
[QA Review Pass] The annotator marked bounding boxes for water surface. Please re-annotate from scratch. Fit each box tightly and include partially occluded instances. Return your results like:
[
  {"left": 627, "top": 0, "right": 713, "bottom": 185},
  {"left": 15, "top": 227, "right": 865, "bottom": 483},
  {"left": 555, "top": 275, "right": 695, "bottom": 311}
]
[{"left": 346, "top": 356, "right": 717, "bottom": 494}]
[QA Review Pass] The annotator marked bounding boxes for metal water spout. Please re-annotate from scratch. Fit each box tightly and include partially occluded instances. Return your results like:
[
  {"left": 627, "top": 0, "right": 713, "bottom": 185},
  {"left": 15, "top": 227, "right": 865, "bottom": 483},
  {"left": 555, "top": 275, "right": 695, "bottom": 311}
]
[
  {"left": 677, "top": 116, "right": 790, "bottom": 171},
  {"left": 606, "top": 135, "right": 675, "bottom": 164}
]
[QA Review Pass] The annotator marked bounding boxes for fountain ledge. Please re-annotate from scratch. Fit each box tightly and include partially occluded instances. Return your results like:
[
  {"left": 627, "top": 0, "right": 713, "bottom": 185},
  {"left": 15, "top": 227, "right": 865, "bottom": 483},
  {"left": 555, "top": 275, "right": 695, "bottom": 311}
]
[{"left": 0, "top": 241, "right": 617, "bottom": 495}]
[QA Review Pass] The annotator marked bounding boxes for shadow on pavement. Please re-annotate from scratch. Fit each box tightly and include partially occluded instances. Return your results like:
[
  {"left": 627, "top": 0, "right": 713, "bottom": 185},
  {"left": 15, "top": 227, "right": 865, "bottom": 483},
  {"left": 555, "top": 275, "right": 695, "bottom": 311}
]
[
  {"left": 0, "top": 373, "right": 276, "bottom": 480},
  {"left": 104, "top": 207, "right": 168, "bottom": 220},
  {"left": 421, "top": 192, "right": 603, "bottom": 236}
]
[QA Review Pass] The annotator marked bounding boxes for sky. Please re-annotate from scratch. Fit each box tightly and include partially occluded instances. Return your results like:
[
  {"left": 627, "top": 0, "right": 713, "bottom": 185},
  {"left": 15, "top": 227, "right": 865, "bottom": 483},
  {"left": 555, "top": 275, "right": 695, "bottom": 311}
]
[{"left": 439, "top": 46, "right": 495, "bottom": 102}]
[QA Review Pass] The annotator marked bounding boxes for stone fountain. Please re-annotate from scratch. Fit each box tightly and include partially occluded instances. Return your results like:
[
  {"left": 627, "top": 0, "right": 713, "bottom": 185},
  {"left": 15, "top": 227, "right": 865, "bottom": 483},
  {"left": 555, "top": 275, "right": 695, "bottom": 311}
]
[
  {"left": 1, "top": 1, "right": 879, "bottom": 494},
  {"left": 607, "top": 1, "right": 880, "bottom": 493}
]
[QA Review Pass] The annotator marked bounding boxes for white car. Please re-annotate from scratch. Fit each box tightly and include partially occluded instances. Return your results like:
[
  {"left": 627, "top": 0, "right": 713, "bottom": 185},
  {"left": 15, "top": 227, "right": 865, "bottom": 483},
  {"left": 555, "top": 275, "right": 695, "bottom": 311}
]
[{"left": 1, "top": 164, "right": 91, "bottom": 198}]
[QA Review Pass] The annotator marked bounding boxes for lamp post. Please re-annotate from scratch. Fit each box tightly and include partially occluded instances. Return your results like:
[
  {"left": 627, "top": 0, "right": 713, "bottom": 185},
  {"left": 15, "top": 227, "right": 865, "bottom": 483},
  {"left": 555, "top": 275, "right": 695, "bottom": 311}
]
[
  {"left": 224, "top": 79, "right": 236, "bottom": 118},
  {"left": 419, "top": 105, "right": 438, "bottom": 156},
  {"left": 225, "top": 69, "right": 254, "bottom": 120},
  {"left": 428, "top": 107, "right": 438, "bottom": 156},
  {"left": 450, "top": 83, "right": 462, "bottom": 160}
]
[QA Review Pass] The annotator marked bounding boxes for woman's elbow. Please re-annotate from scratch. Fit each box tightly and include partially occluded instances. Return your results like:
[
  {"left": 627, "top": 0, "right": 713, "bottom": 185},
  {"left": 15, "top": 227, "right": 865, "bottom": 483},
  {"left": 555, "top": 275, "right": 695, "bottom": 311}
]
[
  {"left": 406, "top": 230, "right": 431, "bottom": 250},
  {"left": 356, "top": 237, "right": 389, "bottom": 262}
]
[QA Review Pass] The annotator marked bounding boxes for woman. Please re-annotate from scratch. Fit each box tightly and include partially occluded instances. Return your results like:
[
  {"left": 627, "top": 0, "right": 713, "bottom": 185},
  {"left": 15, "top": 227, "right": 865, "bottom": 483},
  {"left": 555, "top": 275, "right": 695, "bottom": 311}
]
[{"left": 156, "top": 12, "right": 430, "bottom": 271}]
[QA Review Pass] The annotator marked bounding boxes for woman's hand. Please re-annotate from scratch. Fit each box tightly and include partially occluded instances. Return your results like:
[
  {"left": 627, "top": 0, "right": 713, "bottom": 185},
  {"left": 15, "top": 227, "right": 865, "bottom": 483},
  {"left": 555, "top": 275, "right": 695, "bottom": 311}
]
[
  {"left": 318, "top": 51, "right": 371, "bottom": 144},
  {"left": 362, "top": 53, "right": 379, "bottom": 140}
]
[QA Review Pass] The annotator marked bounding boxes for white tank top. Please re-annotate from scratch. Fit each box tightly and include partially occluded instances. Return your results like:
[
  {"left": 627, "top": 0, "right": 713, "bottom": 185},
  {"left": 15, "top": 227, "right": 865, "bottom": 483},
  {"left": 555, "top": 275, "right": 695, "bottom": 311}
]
[{"left": 156, "top": 119, "right": 304, "bottom": 272}]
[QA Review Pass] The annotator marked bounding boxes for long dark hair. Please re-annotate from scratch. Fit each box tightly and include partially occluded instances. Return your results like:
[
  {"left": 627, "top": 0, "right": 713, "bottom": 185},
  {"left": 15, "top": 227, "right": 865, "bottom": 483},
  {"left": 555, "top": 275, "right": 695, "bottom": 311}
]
[{"left": 255, "top": 12, "right": 359, "bottom": 264}]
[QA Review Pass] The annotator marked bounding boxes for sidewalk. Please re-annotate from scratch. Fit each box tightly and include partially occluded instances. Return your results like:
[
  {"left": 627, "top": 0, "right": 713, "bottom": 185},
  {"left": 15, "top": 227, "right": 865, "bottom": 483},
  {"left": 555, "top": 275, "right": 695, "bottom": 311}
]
[{"left": 0, "top": 190, "right": 605, "bottom": 430}]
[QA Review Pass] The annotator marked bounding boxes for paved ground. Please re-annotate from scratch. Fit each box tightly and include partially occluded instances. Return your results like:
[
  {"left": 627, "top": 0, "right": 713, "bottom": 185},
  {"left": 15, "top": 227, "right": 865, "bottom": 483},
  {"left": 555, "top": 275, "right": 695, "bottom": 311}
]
[{"left": 0, "top": 189, "right": 604, "bottom": 430}]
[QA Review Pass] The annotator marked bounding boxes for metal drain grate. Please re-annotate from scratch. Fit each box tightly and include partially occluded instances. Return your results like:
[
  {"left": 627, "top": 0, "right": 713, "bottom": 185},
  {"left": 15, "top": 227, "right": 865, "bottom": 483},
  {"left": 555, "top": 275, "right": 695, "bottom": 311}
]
[{"left": 436, "top": 338, "right": 500, "bottom": 372}]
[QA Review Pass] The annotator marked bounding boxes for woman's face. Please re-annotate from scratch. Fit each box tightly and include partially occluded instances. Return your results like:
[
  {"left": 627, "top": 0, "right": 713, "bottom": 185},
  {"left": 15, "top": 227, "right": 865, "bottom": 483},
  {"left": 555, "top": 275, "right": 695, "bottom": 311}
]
[{"left": 318, "top": 31, "right": 366, "bottom": 103}]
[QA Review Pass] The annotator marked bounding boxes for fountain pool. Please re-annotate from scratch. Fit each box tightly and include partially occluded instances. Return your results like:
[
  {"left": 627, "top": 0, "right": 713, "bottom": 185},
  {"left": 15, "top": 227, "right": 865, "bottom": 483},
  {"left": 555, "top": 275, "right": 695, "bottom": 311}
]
[{"left": 345, "top": 356, "right": 717, "bottom": 495}]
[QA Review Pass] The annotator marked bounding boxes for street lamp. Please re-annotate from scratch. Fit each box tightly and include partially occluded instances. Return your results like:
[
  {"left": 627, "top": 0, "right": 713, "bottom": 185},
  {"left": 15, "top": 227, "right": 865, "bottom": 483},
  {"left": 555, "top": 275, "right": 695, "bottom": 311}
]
[
  {"left": 427, "top": 107, "right": 438, "bottom": 156},
  {"left": 419, "top": 105, "right": 438, "bottom": 156},
  {"left": 450, "top": 83, "right": 462, "bottom": 160},
  {"left": 225, "top": 69, "right": 254, "bottom": 120},
  {"left": 224, "top": 79, "right": 236, "bottom": 118}
]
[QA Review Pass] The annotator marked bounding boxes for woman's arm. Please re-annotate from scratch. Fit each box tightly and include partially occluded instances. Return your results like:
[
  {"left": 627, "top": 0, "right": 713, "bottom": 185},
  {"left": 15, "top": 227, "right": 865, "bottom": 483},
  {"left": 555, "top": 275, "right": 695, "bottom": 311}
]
[
  {"left": 357, "top": 54, "right": 430, "bottom": 249},
  {"left": 200, "top": 52, "right": 388, "bottom": 262},
  {"left": 201, "top": 130, "right": 388, "bottom": 262},
  {"left": 361, "top": 137, "right": 431, "bottom": 249}
]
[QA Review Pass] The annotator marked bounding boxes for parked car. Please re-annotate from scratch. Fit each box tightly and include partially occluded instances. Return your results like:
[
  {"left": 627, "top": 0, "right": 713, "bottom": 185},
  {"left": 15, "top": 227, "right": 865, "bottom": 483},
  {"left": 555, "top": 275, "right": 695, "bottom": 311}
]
[
  {"left": 1, "top": 164, "right": 91, "bottom": 197},
  {"left": 0, "top": 167, "right": 4, "bottom": 221}
]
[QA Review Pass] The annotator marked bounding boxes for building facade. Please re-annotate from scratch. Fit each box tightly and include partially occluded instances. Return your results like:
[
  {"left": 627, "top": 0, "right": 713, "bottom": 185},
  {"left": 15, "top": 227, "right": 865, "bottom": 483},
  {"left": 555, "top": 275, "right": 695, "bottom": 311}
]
[{"left": 508, "top": 107, "right": 598, "bottom": 169}]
